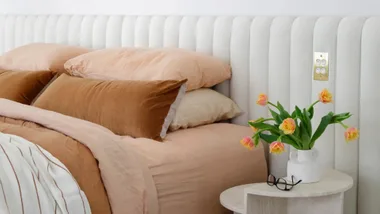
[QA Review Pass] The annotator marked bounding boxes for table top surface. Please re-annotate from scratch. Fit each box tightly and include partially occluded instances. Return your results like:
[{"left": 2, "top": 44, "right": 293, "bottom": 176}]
[{"left": 220, "top": 169, "right": 353, "bottom": 213}]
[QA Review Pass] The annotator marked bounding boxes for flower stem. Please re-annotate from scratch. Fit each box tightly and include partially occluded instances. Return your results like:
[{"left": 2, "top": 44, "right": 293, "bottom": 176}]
[
  {"left": 277, "top": 135, "right": 283, "bottom": 142},
  {"left": 307, "top": 100, "right": 319, "bottom": 112},
  {"left": 339, "top": 122, "right": 349, "bottom": 129},
  {"left": 268, "top": 101, "right": 278, "bottom": 109},
  {"left": 260, "top": 118, "right": 276, "bottom": 122}
]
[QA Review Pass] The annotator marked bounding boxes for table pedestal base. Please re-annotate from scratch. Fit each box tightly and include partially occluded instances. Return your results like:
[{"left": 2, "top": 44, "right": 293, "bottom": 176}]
[{"left": 246, "top": 193, "right": 344, "bottom": 214}]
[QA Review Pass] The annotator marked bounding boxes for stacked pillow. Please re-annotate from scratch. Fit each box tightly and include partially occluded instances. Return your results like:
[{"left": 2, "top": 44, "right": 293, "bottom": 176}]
[
  {"left": 64, "top": 47, "right": 232, "bottom": 92},
  {"left": 33, "top": 74, "right": 187, "bottom": 141},
  {"left": 0, "top": 43, "right": 91, "bottom": 104},
  {"left": 64, "top": 47, "right": 242, "bottom": 132},
  {"left": 0, "top": 43, "right": 90, "bottom": 74},
  {"left": 0, "top": 44, "right": 242, "bottom": 141},
  {"left": 0, "top": 70, "right": 55, "bottom": 104}
]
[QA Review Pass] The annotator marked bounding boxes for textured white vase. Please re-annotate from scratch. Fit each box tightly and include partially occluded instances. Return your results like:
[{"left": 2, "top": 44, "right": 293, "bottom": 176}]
[{"left": 286, "top": 149, "right": 322, "bottom": 184}]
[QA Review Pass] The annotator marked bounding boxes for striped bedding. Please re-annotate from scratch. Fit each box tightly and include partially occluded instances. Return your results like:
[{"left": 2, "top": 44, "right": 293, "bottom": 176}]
[{"left": 0, "top": 133, "right": 91, "bottom": 214}]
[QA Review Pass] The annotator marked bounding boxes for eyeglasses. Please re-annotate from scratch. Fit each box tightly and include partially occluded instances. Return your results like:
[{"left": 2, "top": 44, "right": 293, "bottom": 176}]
[{"left": 266, "top": 174, "right": 302, "bottom": 191}]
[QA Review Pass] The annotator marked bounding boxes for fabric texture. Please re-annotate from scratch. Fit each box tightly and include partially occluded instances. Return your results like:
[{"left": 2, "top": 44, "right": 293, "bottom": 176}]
[
  {"left": 127, "top": 123, "right": 268, "bottom": 214},
  {"left": 0, "top": 70, "right": 55, "bottom": 104},
  {"left": 64, "top": 47, "right": 231, "bottom": 91},
  {"left": 33, "top": 74, "right": 187, "bottom": 141},
  {"left": 169, "top": 88, "right": 242, "bottom": 131},
  {"left": 0, "top": 98, "right": 267, "bottom": 214},
  {"left": 0, "top": 98, "right": 157, "bottom": 214},
  {"left": 0, "top": 132, "right": 91, "bottom": 214},
  {"left": 0, "top": 43, "right": 90, "bottom": 74}
]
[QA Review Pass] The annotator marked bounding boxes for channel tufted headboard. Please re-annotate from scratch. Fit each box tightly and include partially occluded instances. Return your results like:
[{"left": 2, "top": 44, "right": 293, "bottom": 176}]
[{"left": 0, "top": 15, "right": 379, "bottom": 214}]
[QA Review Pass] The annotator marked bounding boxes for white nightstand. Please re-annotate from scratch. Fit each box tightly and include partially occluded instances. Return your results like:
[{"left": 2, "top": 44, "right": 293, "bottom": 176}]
[{"left": 220, "top": 169, "right": 353, "bottom": 214}]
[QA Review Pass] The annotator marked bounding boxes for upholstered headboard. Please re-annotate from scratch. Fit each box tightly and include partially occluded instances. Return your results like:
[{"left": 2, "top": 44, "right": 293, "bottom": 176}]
[{"left": 0, "top": 15, "right": 379, "bottom": 214}]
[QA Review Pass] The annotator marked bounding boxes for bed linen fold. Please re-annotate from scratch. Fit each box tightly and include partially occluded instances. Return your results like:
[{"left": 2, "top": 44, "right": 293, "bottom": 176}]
[
  {"left": 0, "top": 98, "right": 158, "bottom": 214},
  {"left": 128, "top": 123, "right": 268, "bottom": 214}
]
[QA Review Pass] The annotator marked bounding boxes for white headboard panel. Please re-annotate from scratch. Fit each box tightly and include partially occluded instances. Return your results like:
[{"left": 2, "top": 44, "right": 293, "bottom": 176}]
[{"left": 1, "top": 15, "right": 379, "bottom": 214}]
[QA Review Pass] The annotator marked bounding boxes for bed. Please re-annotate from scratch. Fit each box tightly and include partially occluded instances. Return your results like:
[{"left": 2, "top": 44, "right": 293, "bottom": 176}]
[
  {"left": 0, "top": 14, "right": 380, "bottom": 214},
  {"left": 0, "top": 99, "right": 266, "bottom": 214},
  {"left": 0, "top": 15, "right": 269, "bottom": 214}
]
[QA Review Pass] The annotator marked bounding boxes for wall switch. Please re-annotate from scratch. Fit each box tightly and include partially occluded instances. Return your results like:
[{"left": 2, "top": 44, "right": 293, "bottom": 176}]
[{"left": 313, "top": 52, "right": 329, "bottom": 81}]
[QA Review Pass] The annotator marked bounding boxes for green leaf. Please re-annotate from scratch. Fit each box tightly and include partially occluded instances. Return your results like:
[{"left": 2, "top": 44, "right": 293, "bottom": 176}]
[
  {"left": 254, "top": 135, "right": 260, "bottom": 147},
  {"left": 308, "top": 106, "right": 314, "bottom": 119},
  {"left": 303, "top": 108, "right": 312, "bottom": 136},
  {"left": 330, "top": 112, "right": 352, "bottom": 124},
  {"left": 259, "top": 133, "right": 279, "bottom": 144},
  {"left": 299, "top": 123, "right": 311, "bottom": 149},
  {"left": 286, "top": 134, "right": 303, "bottom": 147},
  {"left": 269, "top": 109, "right": 282, "bottom": 124},
  {"left": 295, "top": 106, "right": 303, "bottom": 119},
  {"left": 282, "top": 135, "right": 301, "bottom": 149},
  {"left": 293, "top": 119, "right": 300, "bottom": 137},
  {"left": 291, "top": 109, "right": 297, "bottom": 118},
  {"left": 277, "top": 101, "right": 291, "bottom": 118},
  {"left": 248, "top": 121, "right": 277, "bottom": 131},
  {"left": 310, "top": 112, "right": 334, "bottom": 148}
]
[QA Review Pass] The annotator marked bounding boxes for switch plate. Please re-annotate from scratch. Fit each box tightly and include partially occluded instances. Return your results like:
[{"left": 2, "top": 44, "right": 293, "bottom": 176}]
[{"left": 313, "top": 52, "right": 329, "bottom": 81}]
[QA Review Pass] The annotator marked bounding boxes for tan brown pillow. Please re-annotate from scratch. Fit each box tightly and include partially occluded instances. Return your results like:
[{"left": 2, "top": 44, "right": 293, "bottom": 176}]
[
  {"left": 0, "top": 70, "right": 55, "bottom": 104},
  {"left": 0, "top": 43, "right": 90, "bottom": 74},
  {"left": 33, "top": 74, "right": 187, "bottom": 141},
  {"left": 64, "top": 47, "right": 231, "bottom": 91}
]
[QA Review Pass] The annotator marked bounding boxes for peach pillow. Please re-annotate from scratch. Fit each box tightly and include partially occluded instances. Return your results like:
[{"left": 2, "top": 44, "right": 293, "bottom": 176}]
[
  {"left": 64, "top": 48, "right": 231, "bottom": 91},
  {"left": 0, "top": 43, "right": 90, "bottom": 74}
]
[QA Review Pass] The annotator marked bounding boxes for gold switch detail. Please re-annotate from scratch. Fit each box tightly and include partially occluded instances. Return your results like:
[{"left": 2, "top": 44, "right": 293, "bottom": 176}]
[{"left": 313, "top": 52, "right": 329, "bottom": 81}]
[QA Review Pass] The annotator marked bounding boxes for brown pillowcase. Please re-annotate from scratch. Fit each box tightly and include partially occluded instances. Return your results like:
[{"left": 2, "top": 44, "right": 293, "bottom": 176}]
[
  {"left": 33, "top": 74, "right": 187, "bottom": 141},
  {"left": 0, "top": 70, "right": 55, "bottom": 104},
  {"left": 0, "top": 43, "right": 90, "bottom": 74}
]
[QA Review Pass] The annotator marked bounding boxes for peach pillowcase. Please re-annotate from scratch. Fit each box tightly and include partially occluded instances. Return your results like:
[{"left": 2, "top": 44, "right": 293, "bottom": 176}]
[
  {"left": 0, "top": 43, "right": 90, "bottom": 74},
  {"left": 64, "top": 47, "right": 231, "bottom": 91}
]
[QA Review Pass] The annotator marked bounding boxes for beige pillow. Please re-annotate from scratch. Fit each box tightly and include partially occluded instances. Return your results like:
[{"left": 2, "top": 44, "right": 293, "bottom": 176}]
[
  {"left": 64, "top": 47, "right": 231, "bottom": 91},
  {"left": 0, "top": 43, "right": 90, "bottom": 74},
  {"left": 169, "top": 88, "right": 242, "bottom": 131}
]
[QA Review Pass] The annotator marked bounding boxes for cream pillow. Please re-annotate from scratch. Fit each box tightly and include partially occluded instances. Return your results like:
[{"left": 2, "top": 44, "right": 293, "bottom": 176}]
[
  {"left": 0, "top": 43, "right": 90, "bottom": 73},
  {"left": 169, "top": 88, "right": 242, "bottom": 131}
]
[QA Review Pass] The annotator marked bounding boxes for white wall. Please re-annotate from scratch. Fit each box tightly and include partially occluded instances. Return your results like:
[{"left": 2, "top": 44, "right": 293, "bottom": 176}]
[{"left": 1, "top": 0, "right": 380, "bottom": 16}]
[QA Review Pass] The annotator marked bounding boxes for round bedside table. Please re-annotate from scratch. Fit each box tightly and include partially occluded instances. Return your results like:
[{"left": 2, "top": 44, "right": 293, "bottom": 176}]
[
  {"left": 220, "top": 169, "right": 353, "bottom": 214},
  {"left": 220, "top": 184, "right": 253, "bottom": 214}
]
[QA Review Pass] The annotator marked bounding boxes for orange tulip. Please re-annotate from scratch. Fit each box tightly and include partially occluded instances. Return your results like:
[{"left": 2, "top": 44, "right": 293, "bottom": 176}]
[
  {"left": 270, "top": 141, "right": 285, "bottom": 154},
  {"left": 319, "top": 88, "right": 333, "bottom": 104},
  {"left": 256, "top": 93, "right": 268, "bottom": 106},
  {"left": 240, "top": 136, "right": 254, "bottom": 150},
  {"left": 279, "top": 118, "right": 296, "bottom": 135},
  {"left": 344, "top": 127, "right": 359, "bottom": 142}
]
